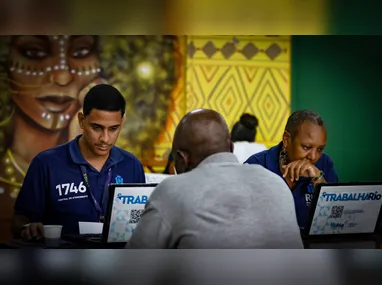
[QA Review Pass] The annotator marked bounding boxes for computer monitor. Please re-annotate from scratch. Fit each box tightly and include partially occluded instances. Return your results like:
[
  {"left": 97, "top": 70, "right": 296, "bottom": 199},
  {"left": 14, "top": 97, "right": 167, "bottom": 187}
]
[
  {"left": 102, "top": 183, "right": 157, "bottom": 244},
  {"left": 305, "top": 182, "right": 382, "bottom": 242}
]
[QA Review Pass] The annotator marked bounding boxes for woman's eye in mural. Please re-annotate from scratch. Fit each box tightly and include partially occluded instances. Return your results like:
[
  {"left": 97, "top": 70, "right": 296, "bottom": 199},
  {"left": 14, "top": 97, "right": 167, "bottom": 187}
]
[
  {"left": 72, "top": 47, "right": 91, "bottom": 58},
  {"left": 20, "top": 46, "right": 49, "bottom": 59}
]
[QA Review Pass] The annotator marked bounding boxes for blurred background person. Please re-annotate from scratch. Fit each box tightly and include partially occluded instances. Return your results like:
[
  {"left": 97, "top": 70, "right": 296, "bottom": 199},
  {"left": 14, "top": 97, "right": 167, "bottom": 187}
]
[{"left": 231, "top": 113, "right": 267, "bottom": 163}]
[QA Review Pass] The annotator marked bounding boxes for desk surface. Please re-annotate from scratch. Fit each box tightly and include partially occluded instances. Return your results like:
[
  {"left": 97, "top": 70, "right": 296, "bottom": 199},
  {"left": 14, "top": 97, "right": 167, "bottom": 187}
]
[
  {"left": 302, "top": 233, "right": 382, "bottom": 249},
  {"left": 2, "top": 238, "right": 126, "bottom": 249},
  {"left": 2, "top": 236, "right": 381, "bottom": 249}
]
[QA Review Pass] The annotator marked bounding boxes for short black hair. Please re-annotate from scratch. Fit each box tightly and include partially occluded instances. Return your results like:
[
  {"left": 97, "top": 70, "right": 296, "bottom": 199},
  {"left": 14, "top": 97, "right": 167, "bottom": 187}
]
[
  {"left": 83, "top": 84, "right": 126, "bottom": 116},
  {"left": 231, "top": 113, "right": 259, "bottom": 142},
  {"left": 285, "top": 110, "right": 324, "bottom": 139}
]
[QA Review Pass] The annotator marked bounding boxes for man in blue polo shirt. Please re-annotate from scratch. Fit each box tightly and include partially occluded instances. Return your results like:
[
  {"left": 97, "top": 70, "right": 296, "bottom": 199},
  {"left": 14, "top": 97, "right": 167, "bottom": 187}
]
[
  {"left": 244, "top": 110, "right": 338, "bottom": 230},
  {"left": 12, "top": 84, "right": 146, "bottom": 240}
]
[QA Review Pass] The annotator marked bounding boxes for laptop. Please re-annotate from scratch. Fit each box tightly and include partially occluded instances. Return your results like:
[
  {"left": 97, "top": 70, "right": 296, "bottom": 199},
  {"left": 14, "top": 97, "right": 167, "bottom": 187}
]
[
  {"left": 63, "top": 183, "right": 157, "bottom": 248},
  {"left": 303, "top": 182, "right": 382, "bottom": 248}
]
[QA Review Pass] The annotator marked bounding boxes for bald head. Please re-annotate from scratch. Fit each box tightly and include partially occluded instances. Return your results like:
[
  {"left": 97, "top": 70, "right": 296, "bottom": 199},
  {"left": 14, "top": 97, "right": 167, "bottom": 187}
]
[{"left": 172, "top": 109, "right": 232, "bottom": 173}]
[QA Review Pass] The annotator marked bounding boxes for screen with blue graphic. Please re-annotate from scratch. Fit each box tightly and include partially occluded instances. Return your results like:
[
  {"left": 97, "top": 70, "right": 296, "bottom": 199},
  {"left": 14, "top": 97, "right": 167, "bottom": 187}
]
[
  {"left": 106, "top": 185, "right": 156, "bottom": 243},
  {"left": 309, "top": 184, "right": 382, "bottom": 235}
]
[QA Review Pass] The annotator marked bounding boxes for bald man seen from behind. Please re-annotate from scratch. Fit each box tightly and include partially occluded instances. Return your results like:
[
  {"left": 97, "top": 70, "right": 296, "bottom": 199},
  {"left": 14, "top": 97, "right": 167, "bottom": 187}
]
[{"left": 127, "top": 109, "right": 304, "bottom": 249}]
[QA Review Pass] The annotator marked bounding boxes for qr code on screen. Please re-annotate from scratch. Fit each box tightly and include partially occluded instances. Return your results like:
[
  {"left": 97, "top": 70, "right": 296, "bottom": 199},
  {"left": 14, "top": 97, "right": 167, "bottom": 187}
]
[
  {"left": 130, "top": 209, "right": 145, "bottom": 224},
  {"left": 329, "top": 206, "right": 344, "bottom": 218}
]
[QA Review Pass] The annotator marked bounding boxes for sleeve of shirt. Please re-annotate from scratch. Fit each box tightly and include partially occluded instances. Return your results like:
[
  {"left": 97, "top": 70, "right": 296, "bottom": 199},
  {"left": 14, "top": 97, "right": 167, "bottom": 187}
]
[
  {"left": 135, "top": 161, "right": 146, "bottom": 183},
  {"left": 126, "top": 202, "right": 172, "bottom": 249},
  {"left": 14, "top": 156, "right": 47, "bottom": 222},
  {"left": 323, "top": 156, "right": 339, "bottom": 183},
  {"left": 244, "top": 154, "right": 261, "bottom": 165}
]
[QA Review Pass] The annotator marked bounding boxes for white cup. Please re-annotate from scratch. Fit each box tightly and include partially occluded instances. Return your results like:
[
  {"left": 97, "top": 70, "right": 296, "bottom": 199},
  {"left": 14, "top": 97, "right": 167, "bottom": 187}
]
[{"left": 43, "top": 225, "right": 63, "bottom": 247}]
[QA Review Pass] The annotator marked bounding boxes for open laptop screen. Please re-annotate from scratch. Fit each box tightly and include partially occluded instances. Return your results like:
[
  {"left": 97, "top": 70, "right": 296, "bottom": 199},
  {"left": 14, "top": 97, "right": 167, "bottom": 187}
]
[
  {"left": 103, "top": 183, "right": 157, "bottom": 243},
  {"left": 307, "top": 183, "right": 382, "bottom": 236}
]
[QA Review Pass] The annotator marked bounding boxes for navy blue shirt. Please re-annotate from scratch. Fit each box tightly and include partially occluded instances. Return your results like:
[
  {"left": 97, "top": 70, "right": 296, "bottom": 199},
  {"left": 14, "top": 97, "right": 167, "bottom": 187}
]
[
  {"left": 14, "top": 135, "right": 146, "bottom": 234},
  {"left": 244, "top": 142, "right": 338, "bottom": 229}
]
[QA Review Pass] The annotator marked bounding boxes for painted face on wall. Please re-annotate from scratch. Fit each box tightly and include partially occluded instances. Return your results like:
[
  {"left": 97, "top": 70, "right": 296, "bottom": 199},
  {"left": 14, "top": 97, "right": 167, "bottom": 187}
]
[{"left": 7, "top": 35, "right": 101, "bottom": 130}]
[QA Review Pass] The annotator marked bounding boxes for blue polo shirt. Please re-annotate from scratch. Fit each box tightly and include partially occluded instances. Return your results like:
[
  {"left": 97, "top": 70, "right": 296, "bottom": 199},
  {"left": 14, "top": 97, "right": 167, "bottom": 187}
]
[
  {"left": 14, "top": 135, "right": 146, "bottom": 234},
  {"left": 244, "top": 142, "right": 338, "bottom": 229}
]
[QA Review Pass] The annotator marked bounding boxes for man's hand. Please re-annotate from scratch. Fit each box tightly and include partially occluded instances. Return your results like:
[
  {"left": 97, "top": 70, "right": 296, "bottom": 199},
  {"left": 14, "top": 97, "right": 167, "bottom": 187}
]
[
  {"left": 20, "top": 223, "right": 44, "bottom": 240},
  {"left": 282, "top": 159, "right": 320, "bottom": 182}
]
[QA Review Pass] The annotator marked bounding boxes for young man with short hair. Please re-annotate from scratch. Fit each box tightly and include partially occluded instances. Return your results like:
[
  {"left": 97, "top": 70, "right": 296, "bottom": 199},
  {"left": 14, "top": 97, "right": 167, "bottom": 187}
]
[{"left": 13, "top": 84, "right": 145, "bottom": 240}]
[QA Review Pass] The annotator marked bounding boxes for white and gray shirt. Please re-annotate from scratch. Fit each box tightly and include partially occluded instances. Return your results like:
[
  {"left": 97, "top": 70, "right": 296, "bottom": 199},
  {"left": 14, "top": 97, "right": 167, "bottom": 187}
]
[{"left": 127, "top": 152, "right": 303, "bottom": 249}]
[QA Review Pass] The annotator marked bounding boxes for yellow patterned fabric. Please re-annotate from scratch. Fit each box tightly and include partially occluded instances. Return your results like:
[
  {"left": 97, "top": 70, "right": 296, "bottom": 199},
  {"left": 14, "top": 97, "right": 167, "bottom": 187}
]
[{"left": 151, "top": 36, "right": 291, "bottom": 171}]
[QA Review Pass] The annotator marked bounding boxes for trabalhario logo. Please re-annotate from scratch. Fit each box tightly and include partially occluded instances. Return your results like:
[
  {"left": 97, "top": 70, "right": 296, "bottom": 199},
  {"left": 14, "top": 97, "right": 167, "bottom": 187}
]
[
  {"left": 322, "top": 192, "right": 382, "bottom": 202},
  {"left": 117, "top": 193, "right": 148, "bottom": 205}
]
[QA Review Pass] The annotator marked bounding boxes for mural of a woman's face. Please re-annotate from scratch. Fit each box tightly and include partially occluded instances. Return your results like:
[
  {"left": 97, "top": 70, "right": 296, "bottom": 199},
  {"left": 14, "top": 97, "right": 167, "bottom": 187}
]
[{"left": 7, "top": 35, "right": 100, "bottom": 130}]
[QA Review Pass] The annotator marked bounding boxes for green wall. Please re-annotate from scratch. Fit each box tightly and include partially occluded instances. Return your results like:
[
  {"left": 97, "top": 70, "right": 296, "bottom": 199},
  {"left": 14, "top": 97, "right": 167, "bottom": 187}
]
[
  {"left": 328, "top": 0, "right": 382, "bottom": 35},
  {"left": 291, "top": 36, "right": 382, "bottom": 183}
]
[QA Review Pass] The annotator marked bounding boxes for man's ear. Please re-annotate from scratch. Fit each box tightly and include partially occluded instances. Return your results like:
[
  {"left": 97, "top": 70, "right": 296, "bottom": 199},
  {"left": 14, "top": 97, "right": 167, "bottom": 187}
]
[
  {"left": 176, "top": 150, "right": 188, "bottom": 165},
  {"left": 174, "top": 150, "right": 189, "bottom": 174},
  {"left": 282, "top": 130, "right": 291, "bottom": 149},
  {"left": 78, "top": 112, "right": 85, "bottom": 129}
]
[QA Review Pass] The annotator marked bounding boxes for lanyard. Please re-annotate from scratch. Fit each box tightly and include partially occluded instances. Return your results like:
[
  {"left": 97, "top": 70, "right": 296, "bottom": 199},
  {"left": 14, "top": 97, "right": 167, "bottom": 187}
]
[{"left": 80, "top": 165, "right": 112, "bottom": 222}]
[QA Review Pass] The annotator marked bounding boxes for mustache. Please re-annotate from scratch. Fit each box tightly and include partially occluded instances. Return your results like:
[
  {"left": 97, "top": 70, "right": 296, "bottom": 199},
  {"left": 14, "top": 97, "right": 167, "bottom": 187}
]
[{"left": 95, "top": 144, "right": 111, "bottom": 148}]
